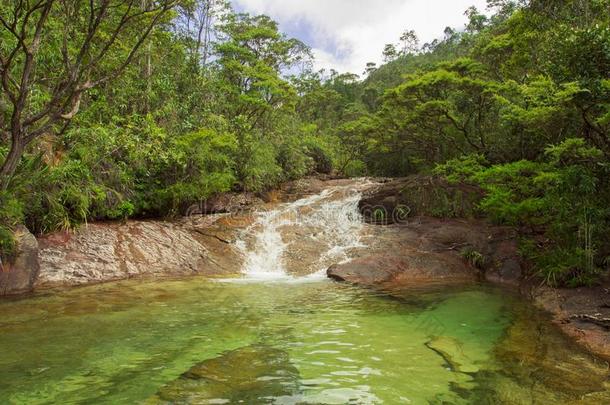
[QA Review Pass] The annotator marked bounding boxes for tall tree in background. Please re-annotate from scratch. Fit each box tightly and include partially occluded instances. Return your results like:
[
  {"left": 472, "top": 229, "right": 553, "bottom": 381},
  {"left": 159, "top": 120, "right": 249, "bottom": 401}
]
[
  {"left": 382, "top": 44, "right": 398, "bottom": 62},
  {"left": 215, "top": 13, "right": 310, "bottom": 130},
  {"left": 213, "top": 12, "right": 311, "bottom": 189},
  {"left": 0, "top": 0, "right": 178, "bottom": 190},
  {"left": 175, "top": 0, "right": 227, "bottom": 69},
  {"left": 399, "top": 29, "right": 419, "bottom": 55}
]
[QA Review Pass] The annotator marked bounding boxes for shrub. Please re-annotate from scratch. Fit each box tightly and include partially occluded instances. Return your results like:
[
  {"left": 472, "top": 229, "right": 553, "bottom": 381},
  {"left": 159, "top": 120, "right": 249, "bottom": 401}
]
[
  {"left": 303, "top": 137, "right": 334, "bottom": 174},
  {"left": 0, "top": 192, "right": 23, "bottom": 258},
  {"left": 235, "top": 137, "right": 282, "bottom": 192},
  {"left": 433, "top": 154, "right": 488, "bottom": 184},
  {"left": 435, "top": 140, "right": 610, "bottom": 286},
  {"left": 277, "top": 137, "right": 314, "bottom": 181},
  {"left": 460, "top": 247, "right": 487, "bottom": 269},
  {"left": 342, "top": 160, "right": 367, "bottom": 177}
]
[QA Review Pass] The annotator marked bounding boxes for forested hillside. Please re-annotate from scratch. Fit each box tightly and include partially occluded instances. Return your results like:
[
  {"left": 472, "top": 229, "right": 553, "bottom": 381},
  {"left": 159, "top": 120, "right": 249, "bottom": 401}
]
[
  {"left": 1, "top": 0, "right": 609, "bottom": 286},
  {"left": 326, "top": 0, "right": 610, "bottom": 286}
]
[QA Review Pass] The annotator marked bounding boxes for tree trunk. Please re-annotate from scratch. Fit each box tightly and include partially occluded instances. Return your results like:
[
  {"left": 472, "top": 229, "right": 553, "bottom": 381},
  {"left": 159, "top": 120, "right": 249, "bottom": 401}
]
[{"left": 0, "top": 136, "right": 23, "bottom": 191}]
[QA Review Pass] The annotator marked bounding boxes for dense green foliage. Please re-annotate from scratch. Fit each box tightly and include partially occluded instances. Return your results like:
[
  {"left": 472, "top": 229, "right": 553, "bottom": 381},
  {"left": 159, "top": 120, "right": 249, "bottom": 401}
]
[
  {"left": 326, "top": 0, "right": 610, "bottom": 286},
  {"left": 1, "top": 0, "right": 609, "bottom": 286},
  {"left": 0, "top": 1, "right": 337, "bottom": 252}
]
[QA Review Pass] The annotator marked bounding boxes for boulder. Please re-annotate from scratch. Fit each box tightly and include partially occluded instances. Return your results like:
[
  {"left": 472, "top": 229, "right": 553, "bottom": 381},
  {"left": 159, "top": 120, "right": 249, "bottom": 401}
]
[
  {"left": 0, "top": 226, "right": 39, "bottom": 295},
  {"left": 327, "top": 252, "right": 476, "bottom": 288},
  {"left": 36, "top": 218, "right": 245, "bottom": 288}
]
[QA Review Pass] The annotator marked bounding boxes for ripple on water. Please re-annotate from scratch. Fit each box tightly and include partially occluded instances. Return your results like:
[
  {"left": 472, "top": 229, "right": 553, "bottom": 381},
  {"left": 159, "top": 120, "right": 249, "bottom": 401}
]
[{"left": 0, "top": 279, "right": 608, "bottom": 404}]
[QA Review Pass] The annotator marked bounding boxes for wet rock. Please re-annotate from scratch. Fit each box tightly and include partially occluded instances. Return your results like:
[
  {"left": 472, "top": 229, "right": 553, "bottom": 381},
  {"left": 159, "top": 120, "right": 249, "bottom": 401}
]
[
  {"left": 150, "top": 344, "right": 300, "bottom": 404},
  {"left": 327, "top": 252, "right": 476, "bottom": 288},
  {"left": 532, "top": 284, "right": 610, "bottom": 362},
  {"left": 425, "top": 336, "right": 480, "bottom": 374},
  {"left": 327, "top": 213, "right": 523, "bottom": 290},
  {"left": 0, "top": 226, "right": 39, "bottom": 295},
  {"left": 33, "top": 177, "right": 372, "bottom": 287},
  {"left": 338, "top": 212, "right": 523, "bottom": 291},
  {"left": 279, "top": 176, "right": 364, "bottom": 201}
]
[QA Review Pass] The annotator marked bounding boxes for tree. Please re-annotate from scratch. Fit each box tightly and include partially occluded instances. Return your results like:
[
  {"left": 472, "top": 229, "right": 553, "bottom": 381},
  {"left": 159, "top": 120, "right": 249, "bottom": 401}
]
[
  {"left": 399, "top": 29, "right": 419, "bottom": 55},
  {"left": 215, "top": 13, "right": 310, "bottom": 130},
  {"left": 443, "top": 26, "right": 455, "bottom": 40},
  {"left": 363, "top": 62, "right": 377, "bottom": 76},
  {"left": 0, "top": 0, "right": 177, "bottom": 190},
  {"left": 214, "top": 12, "right": 311, "bottom": 189},
  {"left": 382, "top": 43, "right": 398, "bottom": 62},
  {"left": 465, "top": 6, "right": 487, "bottom": 33},
  {"left": 384, "top": 59, "right": 501, "bottom": 159},
  {"left": 175, "top": 0, "right": 228, "bottom": 69}
]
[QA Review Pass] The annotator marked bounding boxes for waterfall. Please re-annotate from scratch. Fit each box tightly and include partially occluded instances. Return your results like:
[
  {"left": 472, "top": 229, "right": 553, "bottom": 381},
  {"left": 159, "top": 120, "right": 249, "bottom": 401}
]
[{"left": 235, "top": 184, "right": 367, "bottom": 281}]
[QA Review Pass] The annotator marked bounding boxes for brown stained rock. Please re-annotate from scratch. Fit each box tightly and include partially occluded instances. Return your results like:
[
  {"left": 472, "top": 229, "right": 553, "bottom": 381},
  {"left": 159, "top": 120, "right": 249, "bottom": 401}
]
[
  {"left": 36, "top": 218, "right": 245, "bottom": 288},
  {"left": 0, "top": 226, "right": 39, "bottom": 295},
  {"left": 327, "top": 251, "right": 476, "bottom": 288},
  {"left": 331, "top": 215, "right": 523, "bottom": 290},
  {"left": 532, "top": 285, "right": 610, "bottom": 362}
]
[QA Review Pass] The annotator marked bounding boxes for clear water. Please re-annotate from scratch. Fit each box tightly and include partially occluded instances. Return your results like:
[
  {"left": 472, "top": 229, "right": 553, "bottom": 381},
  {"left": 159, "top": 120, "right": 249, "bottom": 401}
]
[{"left": 0, "top": 278, "right": 608, "bottom": 404}]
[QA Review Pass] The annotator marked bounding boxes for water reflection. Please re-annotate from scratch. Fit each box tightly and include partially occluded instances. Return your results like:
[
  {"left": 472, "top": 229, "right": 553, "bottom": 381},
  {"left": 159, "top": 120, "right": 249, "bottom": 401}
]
[{"left": 0, "top": 279, "right": 607, "bottom": 404}]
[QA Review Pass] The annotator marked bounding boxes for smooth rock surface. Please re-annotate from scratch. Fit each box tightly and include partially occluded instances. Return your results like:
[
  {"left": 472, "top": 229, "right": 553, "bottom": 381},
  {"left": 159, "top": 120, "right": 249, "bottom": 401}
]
[
  {"left": 327, "top": 252, "right": 475, "bottom": 287},
  {"left": 36, "top": 216, "right": 245, "bottom": 288},
  {"left": 532, "top": 284, "right": 610, "bottom": 362},
  {"left": 328, "top": 215, "right": 522, "bottom": 290}
]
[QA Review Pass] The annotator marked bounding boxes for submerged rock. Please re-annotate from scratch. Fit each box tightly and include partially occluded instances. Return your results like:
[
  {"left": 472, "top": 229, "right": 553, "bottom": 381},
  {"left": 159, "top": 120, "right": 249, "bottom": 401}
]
[
  {"left": 425, "top": 336, "right": 480, "bottom": 374},
  {"left": 532, "top": 284, "right": 610, "bottom": 362},
  {"left": 149, "top": 344, "right": 301, "bottom": 404},
  {"left": 0, "top": 226, "right": 39, "bottom": 295},
  {"left": 469, "top": 306, "right": 610, "bottom": 404}
]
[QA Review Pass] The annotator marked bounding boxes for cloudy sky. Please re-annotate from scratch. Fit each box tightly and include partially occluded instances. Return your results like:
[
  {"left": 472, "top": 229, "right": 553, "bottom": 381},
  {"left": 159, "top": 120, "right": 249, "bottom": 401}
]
[{"left": 232, "top": 0, "right": 489, "bottom": 75}]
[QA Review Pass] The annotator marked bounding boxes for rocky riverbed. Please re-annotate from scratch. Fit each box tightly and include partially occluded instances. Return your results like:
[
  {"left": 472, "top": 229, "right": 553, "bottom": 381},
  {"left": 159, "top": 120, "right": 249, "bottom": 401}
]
[
  {"left": 1, "top": 175, "right": 609, "bottom": 363},
  {"left": 327, "top": 178, "right": 610, "bottom": 363}
]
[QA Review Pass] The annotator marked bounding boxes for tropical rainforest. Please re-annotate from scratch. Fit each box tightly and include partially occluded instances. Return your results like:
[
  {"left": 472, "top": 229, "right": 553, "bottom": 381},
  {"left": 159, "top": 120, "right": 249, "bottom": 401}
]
[{"left": 1, "top": 0, "right": 609, "bottom": 287}]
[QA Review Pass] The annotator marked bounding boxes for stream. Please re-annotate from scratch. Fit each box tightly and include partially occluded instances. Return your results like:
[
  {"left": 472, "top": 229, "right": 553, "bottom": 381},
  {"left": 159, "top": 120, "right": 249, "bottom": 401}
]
[{"left": 0, "top": 184, "right": 609, "bottom": 404}]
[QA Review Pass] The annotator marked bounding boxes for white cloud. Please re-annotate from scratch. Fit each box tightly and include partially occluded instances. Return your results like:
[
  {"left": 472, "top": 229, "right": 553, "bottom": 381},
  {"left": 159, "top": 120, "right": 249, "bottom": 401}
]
[{"left": 233, "top": 0, "right": 489, "bottom": 75}]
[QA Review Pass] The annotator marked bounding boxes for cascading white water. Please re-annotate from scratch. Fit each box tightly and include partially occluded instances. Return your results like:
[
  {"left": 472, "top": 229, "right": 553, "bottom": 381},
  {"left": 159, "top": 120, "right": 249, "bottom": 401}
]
[{"left": 235, "top": 184, "right": 367, "bottom": 280}]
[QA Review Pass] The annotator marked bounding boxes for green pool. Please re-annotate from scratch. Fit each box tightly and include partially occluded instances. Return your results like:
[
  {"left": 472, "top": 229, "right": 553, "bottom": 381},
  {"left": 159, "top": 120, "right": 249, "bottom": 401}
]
[{"left": 0, "top": 278, "right": 608, "bottom": 404}]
